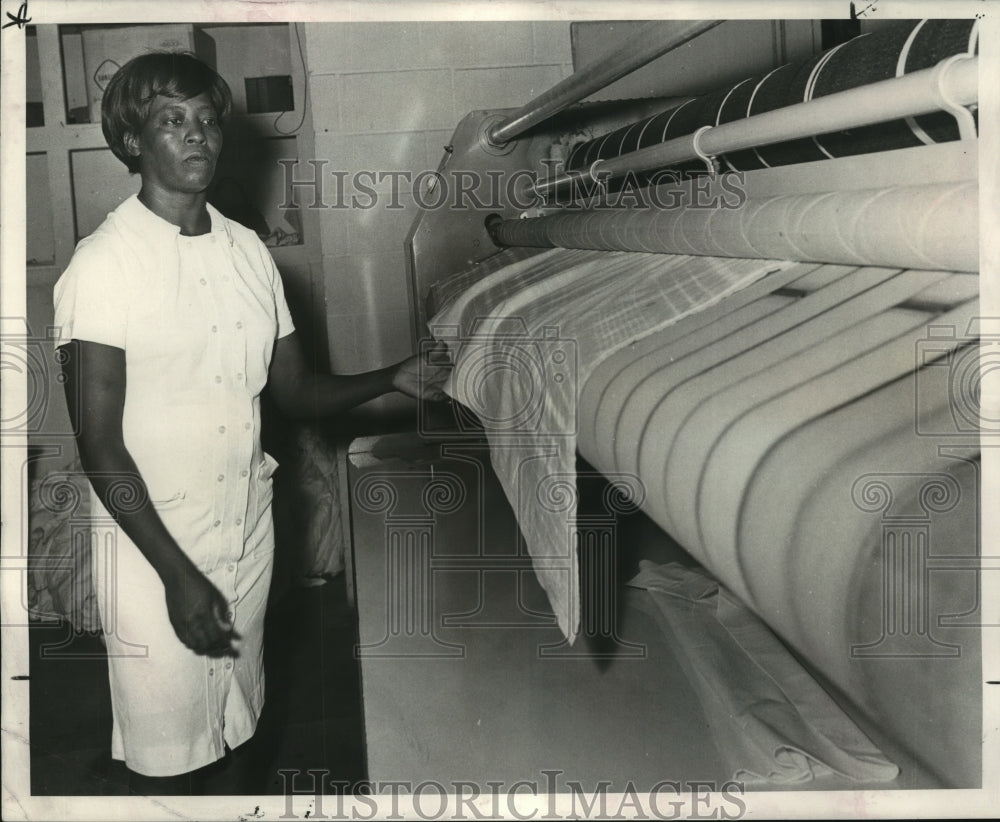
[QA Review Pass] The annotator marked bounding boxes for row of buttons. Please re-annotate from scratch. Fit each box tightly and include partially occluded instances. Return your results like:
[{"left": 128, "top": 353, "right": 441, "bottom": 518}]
[
  {"left": 217, "top": 422, "right": 254, "bottom": 434},
  {"left": 190, "top": 239, "right": 254, "bottom": 671},
  {"left": 207, "top": 660, "right": 233, "bottom": 677}
]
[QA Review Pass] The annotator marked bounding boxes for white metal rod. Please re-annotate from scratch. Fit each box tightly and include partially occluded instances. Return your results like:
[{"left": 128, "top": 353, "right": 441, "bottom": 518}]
[
  {"left": 535, "top": 55, "right": 979, "bottom": 198},
  {"left": 487, "top": 20, "right": 721, "bottom": 146}
]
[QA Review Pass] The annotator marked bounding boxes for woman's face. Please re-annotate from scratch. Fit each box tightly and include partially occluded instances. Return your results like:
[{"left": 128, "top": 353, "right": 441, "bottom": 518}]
[{"left": 127, "top": 92, "right": 222, "bottom": 196}]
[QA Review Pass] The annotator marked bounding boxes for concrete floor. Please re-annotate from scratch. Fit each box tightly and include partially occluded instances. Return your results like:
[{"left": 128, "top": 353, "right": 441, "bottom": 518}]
[{"left": 348, "top": 438, "right": 729, "bottom": 791}]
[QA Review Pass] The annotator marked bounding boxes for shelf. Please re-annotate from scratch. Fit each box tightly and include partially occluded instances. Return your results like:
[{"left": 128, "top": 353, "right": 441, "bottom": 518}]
[
  {"left": 28, "top": 124, "right": 110, "bottom": 153},
  {"left": 57, "top": 22, "right": 297, "bottom": 125}
]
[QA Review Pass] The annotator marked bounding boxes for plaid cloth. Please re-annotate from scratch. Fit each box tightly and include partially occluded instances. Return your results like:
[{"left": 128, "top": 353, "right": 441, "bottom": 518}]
[{"left": 426, "top": 246, "right": 547, "bottom": 318}]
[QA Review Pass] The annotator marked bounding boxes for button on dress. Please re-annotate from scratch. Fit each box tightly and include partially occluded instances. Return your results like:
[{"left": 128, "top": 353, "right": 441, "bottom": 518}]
[{"left": 53, "top": 195, "right": 295, "bottom": 776}]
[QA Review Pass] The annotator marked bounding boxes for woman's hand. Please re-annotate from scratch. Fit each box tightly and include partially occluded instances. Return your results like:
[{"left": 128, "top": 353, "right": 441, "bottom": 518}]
[
  {"left": 163, "top": 565, "right": 241, "bottom": 657},
  {"left": 392, "top": 343, "right": 452, "bottom": 401}
]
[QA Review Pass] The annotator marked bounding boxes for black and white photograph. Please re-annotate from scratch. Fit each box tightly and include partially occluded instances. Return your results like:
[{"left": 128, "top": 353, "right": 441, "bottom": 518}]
[{"left": 1, "top": 1, "right": 997, "bottom": 819}]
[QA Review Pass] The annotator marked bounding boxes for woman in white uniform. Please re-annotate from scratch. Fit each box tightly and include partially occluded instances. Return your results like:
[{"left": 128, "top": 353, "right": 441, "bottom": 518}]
[{"left": 53, "top": 52, "right": 446, "bottom": 795}]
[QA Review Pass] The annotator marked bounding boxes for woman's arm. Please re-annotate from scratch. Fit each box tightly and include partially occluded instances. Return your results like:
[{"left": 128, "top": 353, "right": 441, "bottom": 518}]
[
  {"left": 266, "top": 331, "right": 449, "bottom": 420},
  {"left": 60, "top": 340, "right": 238, "bottom": 657}
]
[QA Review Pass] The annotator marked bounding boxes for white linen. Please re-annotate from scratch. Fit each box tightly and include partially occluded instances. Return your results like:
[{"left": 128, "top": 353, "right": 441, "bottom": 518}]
[{"left": 431, "top": 249, "right": 795, "bottom": 641}]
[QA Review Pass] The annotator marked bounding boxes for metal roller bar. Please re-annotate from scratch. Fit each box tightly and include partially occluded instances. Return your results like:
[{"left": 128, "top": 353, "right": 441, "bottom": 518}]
[
  {"left": 486, "top": 20, "right": 722, "bottom": 146},
  {"left": 534, "top": 55, "right": 979, "bottom": 199}
]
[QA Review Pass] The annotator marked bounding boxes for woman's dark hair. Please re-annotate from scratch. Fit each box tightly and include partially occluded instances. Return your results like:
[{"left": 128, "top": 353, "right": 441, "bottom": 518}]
[{"left": 102, "top": 51, "right": 232, "bottom": 174}]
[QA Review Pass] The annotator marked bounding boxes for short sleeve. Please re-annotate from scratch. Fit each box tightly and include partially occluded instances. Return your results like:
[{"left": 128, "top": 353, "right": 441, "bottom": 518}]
[
  {"left": 262, "top": 244, "right": 296, "bottom": 340},
  {"left": 53, "top": 238, "right": 131, "bottom": 350}
]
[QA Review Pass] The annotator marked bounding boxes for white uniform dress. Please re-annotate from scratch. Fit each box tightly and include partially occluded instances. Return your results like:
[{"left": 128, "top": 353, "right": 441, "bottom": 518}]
[{"left": 53, "top": 194, "right": 295, "bottom": 776}]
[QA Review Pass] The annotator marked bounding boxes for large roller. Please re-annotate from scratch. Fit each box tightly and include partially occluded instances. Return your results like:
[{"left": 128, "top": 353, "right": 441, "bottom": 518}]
[{"left": 488, "top": 181, "right": 979, "bottom": 273}]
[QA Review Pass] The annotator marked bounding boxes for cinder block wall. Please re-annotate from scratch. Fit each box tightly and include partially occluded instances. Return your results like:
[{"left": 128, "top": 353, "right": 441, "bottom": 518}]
[{"left": 302, "top": 22, "right": 572, "bottom": 379}]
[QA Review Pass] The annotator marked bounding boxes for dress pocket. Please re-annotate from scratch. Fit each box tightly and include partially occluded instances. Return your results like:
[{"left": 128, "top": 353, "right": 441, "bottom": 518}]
[
  {"left": 250, "top": 454, "right": 278, "bottom": 517},
  {"left": 259, "top": 452, "right": 280, "bottom": 481},
  {"left": 149, "top": 489, "right": 188, "bottom": 526},
  {"left": 152, "top": 489, "right": 187, "bottom": 508},
  {"left": 102, "top": 481, "right": 185, "bottom": 517}
]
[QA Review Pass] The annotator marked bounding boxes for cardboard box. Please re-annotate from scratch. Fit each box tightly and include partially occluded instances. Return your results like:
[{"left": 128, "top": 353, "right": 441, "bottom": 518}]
[{"left": 82, "top": 24, "right": 216, "bottom": 123}]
